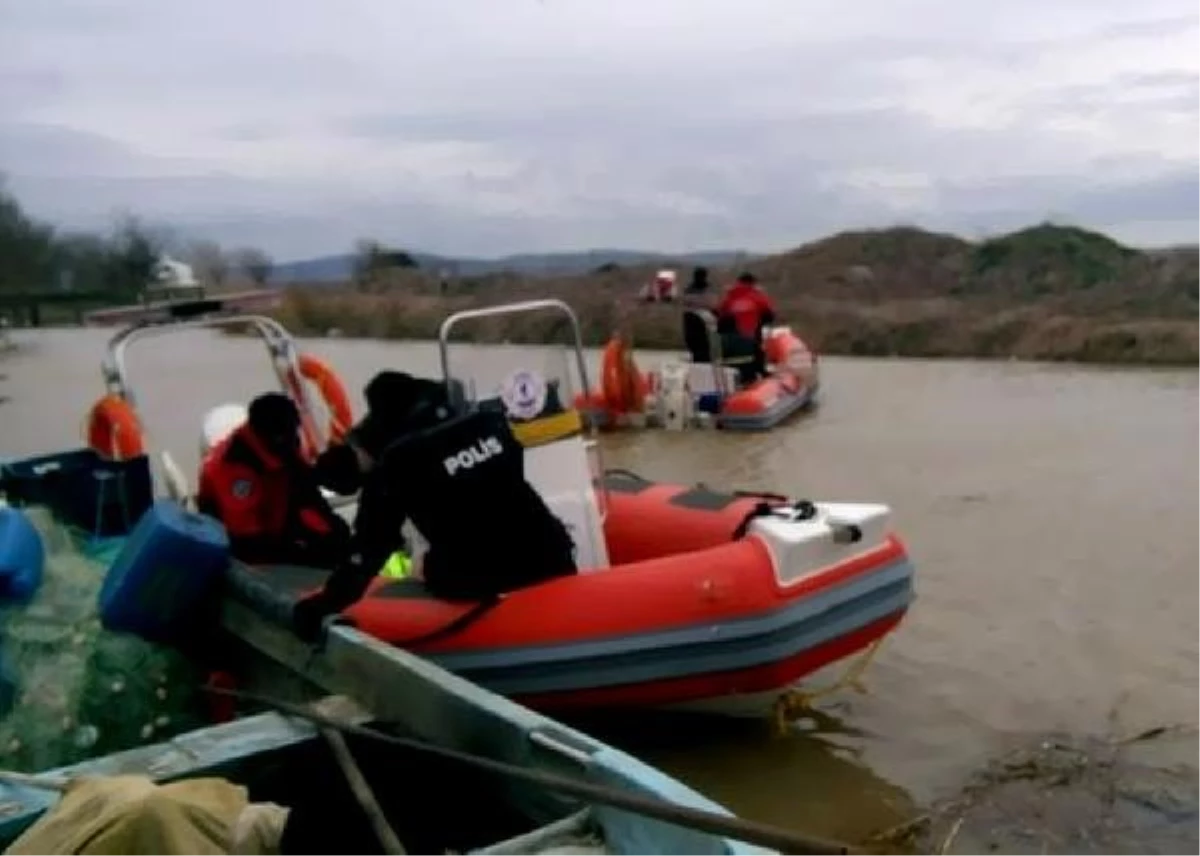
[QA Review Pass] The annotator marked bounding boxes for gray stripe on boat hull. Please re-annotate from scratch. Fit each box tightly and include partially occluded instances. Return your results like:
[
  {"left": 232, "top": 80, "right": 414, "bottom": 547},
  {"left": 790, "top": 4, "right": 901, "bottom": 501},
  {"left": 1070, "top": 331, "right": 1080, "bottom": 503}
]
[
  {"left": 430, "top": 557, "right": 914, "bottom": 696},
  {"left": 435, "top": 558, "right": 911, "bottom": 670},
  {"left": 580, "top": 382, "right": 819, "bottom": 432}
]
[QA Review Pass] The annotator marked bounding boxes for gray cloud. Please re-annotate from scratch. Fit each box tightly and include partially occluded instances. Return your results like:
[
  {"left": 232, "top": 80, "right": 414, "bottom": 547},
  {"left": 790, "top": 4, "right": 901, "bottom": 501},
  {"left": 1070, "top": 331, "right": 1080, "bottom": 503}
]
[
  {"left": 0, "top": 68, "right": 68, "bottom": 113},
  {"left": 0, "top": 123, "right": 159, "bottom": 177},
  {"left": 1, "top": 0, "right": 1196, "bottom": 258}
]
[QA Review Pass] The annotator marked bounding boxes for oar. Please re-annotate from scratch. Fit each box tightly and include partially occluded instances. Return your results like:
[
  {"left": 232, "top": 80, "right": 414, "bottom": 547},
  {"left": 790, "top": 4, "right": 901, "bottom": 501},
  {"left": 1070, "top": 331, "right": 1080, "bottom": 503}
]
[
  {"left": 321, "top": 728, "right": 406, "bottom": 855},
  {"left": 208, "top": 686, "right": 855, "bottom": 855}
]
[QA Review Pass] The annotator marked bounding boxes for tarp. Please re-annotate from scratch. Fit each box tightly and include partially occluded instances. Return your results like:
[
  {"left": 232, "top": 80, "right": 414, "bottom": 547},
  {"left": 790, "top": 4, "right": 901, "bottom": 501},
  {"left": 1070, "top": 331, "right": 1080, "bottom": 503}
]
[{"left": 5, "top": 775, "right": 289, "bottom": 855}]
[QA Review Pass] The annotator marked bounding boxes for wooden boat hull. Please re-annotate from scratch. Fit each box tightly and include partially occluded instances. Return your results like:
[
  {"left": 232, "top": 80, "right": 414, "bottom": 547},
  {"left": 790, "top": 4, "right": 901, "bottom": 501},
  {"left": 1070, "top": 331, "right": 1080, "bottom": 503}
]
[
  {"left": 0, "top": 453, "right": 772, "bottom": 854},
  {"left": 0, "top": 613, "right": 768, "bottom": 855}
]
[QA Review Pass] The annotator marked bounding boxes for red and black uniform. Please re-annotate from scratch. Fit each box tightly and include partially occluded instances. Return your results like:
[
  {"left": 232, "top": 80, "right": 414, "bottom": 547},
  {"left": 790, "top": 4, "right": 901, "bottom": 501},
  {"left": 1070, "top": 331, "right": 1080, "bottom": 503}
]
[
  {"left": 197, "top": 423, "right": 350, "bottom": 567},
  {"left": 715, "top": 277, "right": 777, "bottom": 382},
  {"left": 716, "top": 278, "right": 777, "bottom": 339}
]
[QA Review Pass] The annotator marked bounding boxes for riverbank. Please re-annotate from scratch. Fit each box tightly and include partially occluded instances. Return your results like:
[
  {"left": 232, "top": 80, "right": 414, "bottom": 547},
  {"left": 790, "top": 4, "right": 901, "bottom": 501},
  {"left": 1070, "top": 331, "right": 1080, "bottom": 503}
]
[
  {"left": 263, "top": 224, "right": 1198, "bottom": 366},
  {"left": 268, "top": 288, "right": 1199, "bottom": 366}
]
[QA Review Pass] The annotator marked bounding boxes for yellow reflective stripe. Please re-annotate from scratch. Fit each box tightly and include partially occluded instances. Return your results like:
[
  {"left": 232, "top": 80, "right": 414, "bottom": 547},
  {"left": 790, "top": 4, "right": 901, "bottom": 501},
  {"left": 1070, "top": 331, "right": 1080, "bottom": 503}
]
[{"left": 510, "top": 409, "right": 583, "bottom": 448}]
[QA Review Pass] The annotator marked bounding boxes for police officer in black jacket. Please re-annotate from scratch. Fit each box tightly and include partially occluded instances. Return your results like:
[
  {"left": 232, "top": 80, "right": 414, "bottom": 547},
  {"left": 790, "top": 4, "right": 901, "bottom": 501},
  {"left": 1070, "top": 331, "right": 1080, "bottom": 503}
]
[
  {"left": 293, "top": 371, "right": 578, "bottom": 640},
  {"left": 310, "top": 370, "right": 446, "bottom": 498}
]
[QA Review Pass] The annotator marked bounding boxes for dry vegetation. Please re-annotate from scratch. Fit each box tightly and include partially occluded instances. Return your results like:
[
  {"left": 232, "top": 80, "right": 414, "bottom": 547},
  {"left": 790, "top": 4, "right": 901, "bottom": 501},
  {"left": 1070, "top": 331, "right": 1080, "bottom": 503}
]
[
  {"left": 863, "top": 725, "right": 1198, "bottom": 855},
  {"left": 268, "top": 224, "right": 1199, "bottom": 366}
]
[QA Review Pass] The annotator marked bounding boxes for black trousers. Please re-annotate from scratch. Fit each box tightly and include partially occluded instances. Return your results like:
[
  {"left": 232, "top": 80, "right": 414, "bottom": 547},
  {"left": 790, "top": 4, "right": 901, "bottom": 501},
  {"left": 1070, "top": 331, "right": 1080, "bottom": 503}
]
[
  {"left": 720, "top": 333, "right": 767, "bottom": 384},
  {"left": 422, "top": 543, "right": 577, "bottom": 602}
]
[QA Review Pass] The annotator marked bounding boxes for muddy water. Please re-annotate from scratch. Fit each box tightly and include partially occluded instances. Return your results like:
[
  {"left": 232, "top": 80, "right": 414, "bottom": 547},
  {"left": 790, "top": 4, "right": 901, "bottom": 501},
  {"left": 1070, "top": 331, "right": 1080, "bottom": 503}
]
[{"left": 1, "top": 327, "right": 1196, "bottom": 848}]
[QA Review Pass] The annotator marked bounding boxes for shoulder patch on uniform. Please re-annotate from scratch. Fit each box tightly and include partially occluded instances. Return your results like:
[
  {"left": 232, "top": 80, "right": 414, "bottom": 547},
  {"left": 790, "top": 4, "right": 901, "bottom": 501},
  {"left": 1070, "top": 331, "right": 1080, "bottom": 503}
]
[{"left": 230, "top": 478, "right": 255, "bottom": 500}]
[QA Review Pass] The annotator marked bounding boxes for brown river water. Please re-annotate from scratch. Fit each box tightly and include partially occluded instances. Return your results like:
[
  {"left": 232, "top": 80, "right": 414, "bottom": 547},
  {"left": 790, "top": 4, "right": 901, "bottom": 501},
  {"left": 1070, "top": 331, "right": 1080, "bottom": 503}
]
[{"left": 1, "top": 326, "right": 1197, "bottom": 851}]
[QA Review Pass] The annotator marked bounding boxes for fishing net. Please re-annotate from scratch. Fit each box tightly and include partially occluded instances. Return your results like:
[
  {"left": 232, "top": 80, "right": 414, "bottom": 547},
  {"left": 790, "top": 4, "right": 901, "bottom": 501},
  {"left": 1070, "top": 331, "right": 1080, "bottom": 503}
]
[{"left": 0, "top": 507, "right": 208, "bottom": 774}]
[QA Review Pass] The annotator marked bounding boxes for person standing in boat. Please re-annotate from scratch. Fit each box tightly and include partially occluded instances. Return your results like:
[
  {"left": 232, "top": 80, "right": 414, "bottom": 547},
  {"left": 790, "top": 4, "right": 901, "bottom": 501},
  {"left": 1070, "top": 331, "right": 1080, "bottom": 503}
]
[
  {"left": 292, "top": 370, "right": 578, "bottom": 640},
  {"left": 682, "top": 266, "right": 713, "bottom": 307},
  {"left": 678, "top": 266, "right": 716, "bottom": 351},
  {"left": 638, "top": 269, "right": 678, "bottom": 303},
  {"left": 715, "top": 272, "right": 777, "bottom": 382},
  {"left": 197, "top": 392, "right": 351, "bottom": 567}
]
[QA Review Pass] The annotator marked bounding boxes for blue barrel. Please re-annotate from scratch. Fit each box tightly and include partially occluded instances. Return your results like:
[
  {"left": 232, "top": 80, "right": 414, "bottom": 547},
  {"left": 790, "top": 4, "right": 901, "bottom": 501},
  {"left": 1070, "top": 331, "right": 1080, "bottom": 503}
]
[
  {"left": 99, "top": 500, "right": 230, "bottom": 645},
  {"left": 0, "top": 506, "right": 45, "bottom": 602}
]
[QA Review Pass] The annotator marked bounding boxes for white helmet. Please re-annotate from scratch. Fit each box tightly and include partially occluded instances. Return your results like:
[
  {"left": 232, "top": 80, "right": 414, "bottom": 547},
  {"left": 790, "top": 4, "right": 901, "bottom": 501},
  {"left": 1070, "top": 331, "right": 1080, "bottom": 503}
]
[{"left": 200, "top": 403, "right": 248, "bottom": 459}]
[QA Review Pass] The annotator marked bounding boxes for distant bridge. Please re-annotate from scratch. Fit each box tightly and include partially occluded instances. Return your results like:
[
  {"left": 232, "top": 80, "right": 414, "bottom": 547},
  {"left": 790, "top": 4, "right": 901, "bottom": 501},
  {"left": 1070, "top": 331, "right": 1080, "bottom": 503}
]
[
  {"left": 0, "top": 288, "right": 282, "bottom": 327},
  {"left": 82, "top": 290, "right": 282, "bottom": 326}
]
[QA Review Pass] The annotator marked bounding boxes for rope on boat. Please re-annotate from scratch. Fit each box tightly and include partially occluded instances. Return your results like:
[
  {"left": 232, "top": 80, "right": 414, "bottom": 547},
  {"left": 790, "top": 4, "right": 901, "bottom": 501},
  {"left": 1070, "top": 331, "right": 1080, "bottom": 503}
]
[
  {"left": 600, "top": 467, "right": 649, "bottom": 483},
  {"left": 771, "top": 636, "right": 888, "bottom": 738}
]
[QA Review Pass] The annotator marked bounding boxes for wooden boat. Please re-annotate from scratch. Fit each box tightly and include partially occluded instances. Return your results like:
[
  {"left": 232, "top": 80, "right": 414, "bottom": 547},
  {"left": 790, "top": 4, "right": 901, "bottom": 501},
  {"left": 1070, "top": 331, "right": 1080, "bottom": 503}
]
[
  {"left": 0, "top": 629, "right": 777, "bottom": 849},
  {"left": 0, "top": 510, "right": 775, "bottom": 855},
  {"left": 0, "top": 657, "right": 766, "bottom": 854}
]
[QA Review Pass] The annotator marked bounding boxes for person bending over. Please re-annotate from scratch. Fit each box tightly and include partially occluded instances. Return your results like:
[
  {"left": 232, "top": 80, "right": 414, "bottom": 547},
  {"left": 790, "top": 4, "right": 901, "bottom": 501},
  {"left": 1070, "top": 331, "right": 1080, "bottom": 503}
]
[
  {"left": 197, "top": 392, "right": 350, "bottom": 567},
  {"left": 317, "top": 369, "right": 452, "bottom": 484},
  {"left": 308, "top": 370, "right": 458, "bottom": 583},
  {"left": 292, "top": 373, "right": 577, "bottom": 640}
]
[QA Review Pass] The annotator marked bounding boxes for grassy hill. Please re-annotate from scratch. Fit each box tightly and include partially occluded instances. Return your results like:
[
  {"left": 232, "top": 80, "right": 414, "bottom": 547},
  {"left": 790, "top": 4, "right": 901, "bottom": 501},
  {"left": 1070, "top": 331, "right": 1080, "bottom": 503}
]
[
  {"left": 269, "top": 223, "right": 1199, "bottom": 366},
  {"left": 270, "top": 248, "right": 748, "bottom": 282}
]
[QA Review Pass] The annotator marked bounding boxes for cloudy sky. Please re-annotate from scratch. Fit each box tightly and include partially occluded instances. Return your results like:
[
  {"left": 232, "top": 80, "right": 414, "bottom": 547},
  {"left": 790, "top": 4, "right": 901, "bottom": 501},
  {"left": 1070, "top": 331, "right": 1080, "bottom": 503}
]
[{"left": 1, "top": 0, "right": 1197, "bottom": 260}]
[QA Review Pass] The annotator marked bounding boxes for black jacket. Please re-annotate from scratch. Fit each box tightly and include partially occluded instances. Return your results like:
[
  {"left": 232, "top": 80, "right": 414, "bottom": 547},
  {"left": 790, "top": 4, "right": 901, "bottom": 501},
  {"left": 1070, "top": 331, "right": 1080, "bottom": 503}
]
[{"left": 319, "top": 408, "right": 577, "bottom": 608}]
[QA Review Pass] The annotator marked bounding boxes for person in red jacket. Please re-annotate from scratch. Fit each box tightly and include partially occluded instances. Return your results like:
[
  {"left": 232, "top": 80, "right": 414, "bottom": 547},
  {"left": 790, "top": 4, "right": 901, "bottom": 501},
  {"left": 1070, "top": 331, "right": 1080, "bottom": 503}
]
[
  {"left": 197, "top": 392, "right": 350, "bottom": 567},
  {"left": 715, "top": 272, "right": 777, "bottom": 382}
]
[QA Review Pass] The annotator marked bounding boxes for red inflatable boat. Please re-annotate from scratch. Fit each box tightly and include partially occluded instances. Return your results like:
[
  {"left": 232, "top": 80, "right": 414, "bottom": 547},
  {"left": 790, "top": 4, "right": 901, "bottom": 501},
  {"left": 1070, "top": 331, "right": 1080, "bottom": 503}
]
[
  {"left": 237, "top": 467, "right": 914, "bottom": 714},
  {"left": 578, "top": 313, "right": 820, "bottom": 432}
]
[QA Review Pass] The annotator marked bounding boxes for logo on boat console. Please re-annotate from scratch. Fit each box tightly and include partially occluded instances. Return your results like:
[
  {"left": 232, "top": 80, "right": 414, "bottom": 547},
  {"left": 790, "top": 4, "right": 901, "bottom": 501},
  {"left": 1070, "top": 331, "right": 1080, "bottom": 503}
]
[
  {"left": 443, "top": 436, "right": 504, "bottom": 476},
  {"left": 500, "top": 369, "right": 547, "bottom": 421}
]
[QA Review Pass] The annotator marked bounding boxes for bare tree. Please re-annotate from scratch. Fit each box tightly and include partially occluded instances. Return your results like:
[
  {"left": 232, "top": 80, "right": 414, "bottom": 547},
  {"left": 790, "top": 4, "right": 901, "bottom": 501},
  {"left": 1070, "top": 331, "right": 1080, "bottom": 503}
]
[
  {"left": 352, "top": 238, "right": 417, "bottom": 292},
  {"left": 186, "top": 240, "right": 230, "bottom": 288},
  {"left": 106, "top": 215, "right": 168, "bottom": 296},
  {"left": 353, "top": 238, "right": 382, "bottom": 289},
  {"left": 233, "top": 247, "right": 273, "bottom": 286}
]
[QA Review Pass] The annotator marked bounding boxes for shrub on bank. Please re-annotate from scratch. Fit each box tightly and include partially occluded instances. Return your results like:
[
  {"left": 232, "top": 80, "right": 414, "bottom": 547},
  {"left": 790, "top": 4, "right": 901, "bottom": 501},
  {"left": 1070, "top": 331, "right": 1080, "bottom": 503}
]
[
  {"left": 265, "top": 288, "right": 1198, "bottom": 366},
  {"left": 222, "top": 220, "right": 1200, "bottom": 366}
]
